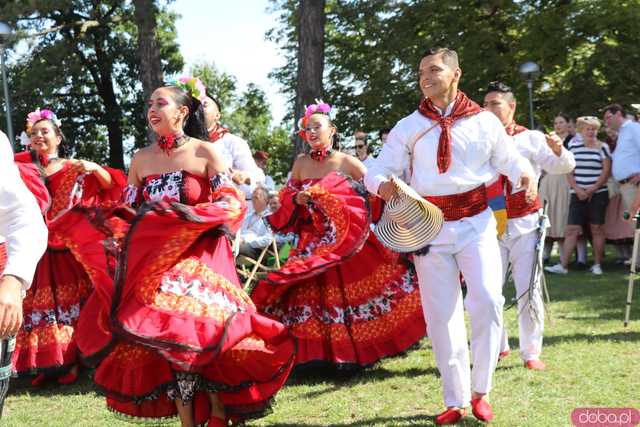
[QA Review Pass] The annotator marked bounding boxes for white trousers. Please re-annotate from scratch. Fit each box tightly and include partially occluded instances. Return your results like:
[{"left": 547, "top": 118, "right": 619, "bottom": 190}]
[
  {"left": 499, "top": 230, "right": 544, "bottom": 361},
  {"left": 414, "top": 223, "right": 504, "bottom": 408}
]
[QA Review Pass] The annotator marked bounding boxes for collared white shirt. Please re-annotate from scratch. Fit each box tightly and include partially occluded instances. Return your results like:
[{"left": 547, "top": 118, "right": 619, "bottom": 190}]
[
  {"left": 503, "top": 129, "right": 575, "bottom": 239},
  {"left": 365, "top": 100, "right": 535, "bottom": 246},
  {"left": 611, "top": 119, "right": 640, "bottom": 181},
  {"left": 361, "top": 155, "right": 376, "bottom": 170},
  {"left": 0, "top": 132, "right": 48, "bottom": 289},
  {"left": 239, "top": 208, "right": 273, "bottom": 249},
  {"left": 213, "top": 132, "right": 266, "bottom": 198}
]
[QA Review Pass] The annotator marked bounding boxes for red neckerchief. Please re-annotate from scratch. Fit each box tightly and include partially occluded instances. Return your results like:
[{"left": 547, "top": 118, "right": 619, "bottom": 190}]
[
  {"left": 208, "top": 125, "right": 229, "bottom": 143},
  {"left": 506, "top": 121, "right": 528, "bottom": 137},
  {"left": 418, "top": 91, "right": 483, "bottom": 173},
  {"left": 309, "top": 146, "right": 333, "bottom": 161},
  {"left": 157, "top": 133, "right": 187, "bottom": 155}
]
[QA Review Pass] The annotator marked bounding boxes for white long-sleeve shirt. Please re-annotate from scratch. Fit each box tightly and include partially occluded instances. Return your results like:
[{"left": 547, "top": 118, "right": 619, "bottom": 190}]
[
  {"left": 239, "top": 208, "right": 273, "bottom": 249},
  {"left": 213, "top": 133, "right": 266, "bottom": 198},
  {"left": 364, "top": 102, "right": 534, "bottom": 246},
  {"left": 503, "top": 129, "right": 575, "bottom": 239},
  {"left": 0, "top": 132, "right": 48, "bottom": 289},
  {"left": 611, "top": 119, "right": 640, "bottom": 181}
]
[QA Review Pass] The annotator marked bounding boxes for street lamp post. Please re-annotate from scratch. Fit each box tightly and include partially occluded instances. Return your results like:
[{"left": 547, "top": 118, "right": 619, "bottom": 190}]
[
  {"left": 0, "top": 22, "right": 14, "bottom": 147},
  {"left": 519, "top": 61, "right": 540, "bottom": 130}
]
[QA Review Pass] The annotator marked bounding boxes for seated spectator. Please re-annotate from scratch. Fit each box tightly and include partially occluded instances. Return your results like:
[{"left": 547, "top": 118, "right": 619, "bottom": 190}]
[
  {"left": 237, "top": 187, "right": 273, "bottom": 258},
  {"left": 546, "top": 116, "right": 611, "bottom": 275},
  {"left": 266, "top": 192, "right": 296, "bottom": 247}
]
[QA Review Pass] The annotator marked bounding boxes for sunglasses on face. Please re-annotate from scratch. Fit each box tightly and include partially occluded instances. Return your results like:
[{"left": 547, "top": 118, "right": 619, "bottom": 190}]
[{"left": 356, "top": 144, "right": 366, "bottom": 149}]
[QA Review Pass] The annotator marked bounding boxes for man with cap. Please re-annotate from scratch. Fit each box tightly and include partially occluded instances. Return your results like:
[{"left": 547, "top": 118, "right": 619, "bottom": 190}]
[
  {"left": 483, "top": 81, "right": 575, "bottom": 371},
  {"left": 0, "top": 131, "right": 47, "bottom": 417},
  {"left": 365, "top": 47, "right": 536, "bottom": 424}
]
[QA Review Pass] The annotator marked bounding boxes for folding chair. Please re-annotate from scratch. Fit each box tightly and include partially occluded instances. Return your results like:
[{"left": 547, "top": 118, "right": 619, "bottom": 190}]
[{"left": 235, "top": 237, "right": 281, "bottom": 294}]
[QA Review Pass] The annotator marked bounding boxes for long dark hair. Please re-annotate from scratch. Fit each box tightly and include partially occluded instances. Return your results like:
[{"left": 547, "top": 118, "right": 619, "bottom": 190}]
[{"left": 164, "top": 85, "right": 209, "bottom": 141}]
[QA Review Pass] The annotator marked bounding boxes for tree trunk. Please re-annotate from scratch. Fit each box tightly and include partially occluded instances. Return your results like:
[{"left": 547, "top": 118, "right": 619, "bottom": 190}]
[
  {"left": 133, "top": 0, "right": 164, "bottom": 143},
  {"left": 294, "top": 0, "right": 325, "bottom": 157}
]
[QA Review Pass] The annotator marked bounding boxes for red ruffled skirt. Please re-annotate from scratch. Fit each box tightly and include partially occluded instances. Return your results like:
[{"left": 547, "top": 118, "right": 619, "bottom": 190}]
[
  {"left": 70, "top": 197, "right": 295, "bottom": 424},
  {"left": 12, "top": 246, "right": 92, "bottom": 374},
  {"left": 252, "top": 172, "right": 426, "bottom": 367}
]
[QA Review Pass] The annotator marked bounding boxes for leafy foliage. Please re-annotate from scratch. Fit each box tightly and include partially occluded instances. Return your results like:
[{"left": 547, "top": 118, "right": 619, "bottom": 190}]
[
  {"left": 192, "top": 61, "right": 293, "bottom": 184},
  {"left": 268, "top": 0, "right": 640, "bottom": 135},
  {"left": 0, "top": 0, "right": 183, "bottom": 167}
]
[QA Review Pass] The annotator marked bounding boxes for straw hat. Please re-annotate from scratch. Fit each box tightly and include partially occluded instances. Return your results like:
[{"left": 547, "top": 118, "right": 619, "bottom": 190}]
[{"left": 374, "top": 176, "right": 444, "bottom": 253}]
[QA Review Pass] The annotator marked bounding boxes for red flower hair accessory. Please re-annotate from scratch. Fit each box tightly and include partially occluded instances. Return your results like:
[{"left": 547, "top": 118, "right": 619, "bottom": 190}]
[{"left": 297, "top": 99, "right": 332, "bottom": 139}]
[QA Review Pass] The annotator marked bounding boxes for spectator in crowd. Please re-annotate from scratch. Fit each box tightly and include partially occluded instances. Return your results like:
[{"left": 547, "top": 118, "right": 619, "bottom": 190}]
[
  {"left": 253, "top": 150, "right": 275, "bottom": 190},
  {"left": 238, "top": 186, "right": 273, "bottom": 258},
  {"left": 267, "top": 192, "right": 281, "bottom": 213},
  {"left": 379, "top": 127, "right": 391, "bottom": 144},
  {"left": 540, "top": 113, "right": 575, "bottom": 263},
  {"left": 546, "top": 116, "right": 611, "bottom": 275},
  {"left": 603, "top": 104, "right": 640, "bottom": 213},
  {"left": 603, "top": 126, "right": 634, "bottom": 264},
  {"left": 353, "top": 130, "right": 375, "bottom": 168},
  {"left": 567, "top": 117, "right": 577, "bottom": 138}
]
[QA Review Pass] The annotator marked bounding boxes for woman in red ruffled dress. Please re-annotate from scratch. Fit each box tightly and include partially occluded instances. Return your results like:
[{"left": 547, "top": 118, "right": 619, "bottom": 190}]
[
  {"left": 12, "top": 109, "right": 126, "bottom": 386},
  {"left": 74, "top": 77, "right": 294, "bottom": 427},
  {"left": 251, "top": 101, "right": 426, "bottom": 369}
]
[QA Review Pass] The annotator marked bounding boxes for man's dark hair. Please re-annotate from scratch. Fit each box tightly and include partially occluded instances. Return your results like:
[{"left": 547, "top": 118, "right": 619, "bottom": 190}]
[
  {"left": 420, "top": 47, "right": 459, "bottom": 68},
  {"left": 603, "top": 103, "right": 626, "bottom": 117},
  {"left": 485, "top": 81, "right": 515, "bottom": 102},
  {"left": 378, "top": 127, "right": 391, "bottom": 138},
  {"left": 205, "top": 89, "right": 222, "bottom": 112}
]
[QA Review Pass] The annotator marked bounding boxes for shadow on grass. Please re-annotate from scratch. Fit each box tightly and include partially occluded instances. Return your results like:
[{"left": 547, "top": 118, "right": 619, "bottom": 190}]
[
  {"left": 542, "top": 331, "right": 640, "bottom": 346},
  {"left": 8, "top": 371, "right": 98, "bottom": 398},
  {"left": 267, "top": 414, "right": 483, "bottom": 426},
  {"left": 293, "top": 365, "right": 441, "bottom": 399}
]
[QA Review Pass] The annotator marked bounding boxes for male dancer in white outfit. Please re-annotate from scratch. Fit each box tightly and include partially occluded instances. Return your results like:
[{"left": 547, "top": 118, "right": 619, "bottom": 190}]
[
  {"left": 483, "top": 82, "right": 575, "bottom": 371},
  {"left": 0, "top": 131, "right": 48, "bottom": 416},
  {"left": 201, "top": 92, "right": 266, "bottom": 199},
  {"left": 365, "top": 48, "right": 536, "bottom": 425}
]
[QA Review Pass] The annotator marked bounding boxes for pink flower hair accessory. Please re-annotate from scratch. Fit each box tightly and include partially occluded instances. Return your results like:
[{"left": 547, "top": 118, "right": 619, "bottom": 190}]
[
  {"left": 170, "top": 76, "right": 207, "bottom": 103},
  {"left": 297, "top": 99, "right": 333, "bottom": 139},
  {"left": 26, "top": 108, "right": 62, "bottom": 135}
]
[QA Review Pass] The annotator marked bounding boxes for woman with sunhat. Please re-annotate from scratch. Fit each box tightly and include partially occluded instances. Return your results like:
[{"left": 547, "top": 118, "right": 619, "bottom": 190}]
[
  {"left": 12, "top": 108, "right": 126, "bottom": 386},
  {"left": 251, "top": 100, "right": 429, "bottom": 369}
]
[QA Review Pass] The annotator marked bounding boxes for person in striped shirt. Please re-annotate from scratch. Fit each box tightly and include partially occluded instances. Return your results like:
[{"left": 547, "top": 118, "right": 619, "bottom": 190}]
[{"left": 546, "top": 116, "right": 611, "bottom": 275}]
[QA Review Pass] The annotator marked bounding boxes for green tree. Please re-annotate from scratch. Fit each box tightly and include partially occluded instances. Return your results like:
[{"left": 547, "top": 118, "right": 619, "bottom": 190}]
[
  {"left": 268, "top": 0, "right": 640, "bottom": 134},
  {"left": 0, "top": 0, "right": 182, "bottom": 167},
  {"left": 192, "top": 62, "right": 293, "bottom": 184}
]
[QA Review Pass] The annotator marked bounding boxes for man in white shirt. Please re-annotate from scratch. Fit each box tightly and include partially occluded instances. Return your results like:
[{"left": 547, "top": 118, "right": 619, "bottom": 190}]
[
  {"left": 483, "top": 81, "right": 575, "bottom": 372},
  {"left": 201, "top": 92, "right": 266, "bottom": 199},
  {"left": 0, "top": 131, "right": 47, "bottom": 416},
  {"left": 365, "top": 47, "right": 535, "bottom": 424},
  {"left": 604, "top": 103, "right": 640, "bottom": 211},
  {"left": 237, "top": 187, "right": 273, "bottom": 258}
]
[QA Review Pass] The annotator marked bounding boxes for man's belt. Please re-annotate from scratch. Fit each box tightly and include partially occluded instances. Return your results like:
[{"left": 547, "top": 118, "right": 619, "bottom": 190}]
[
  {"left": 619, "top": 175, "right": 639, "bottom": 185},
  {"left": 424, "top": 185, "right": 488, "bottom": 221},
  {"left": 506, "top": 190, "right": 541, "bottom": 219}
]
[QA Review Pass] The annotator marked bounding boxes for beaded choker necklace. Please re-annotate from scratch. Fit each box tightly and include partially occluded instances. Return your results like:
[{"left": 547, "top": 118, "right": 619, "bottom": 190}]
[
  {"left": 157, "top": 133, "right": 188, "bottom": 155},
  {"left": 309, "top": 146, "right": 333, "bottom": 162}
]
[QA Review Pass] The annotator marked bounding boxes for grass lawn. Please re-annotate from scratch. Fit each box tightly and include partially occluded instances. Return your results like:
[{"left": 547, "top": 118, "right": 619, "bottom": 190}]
[{"left": 3, "top": 253, "right": 639, "bottom": 426}]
